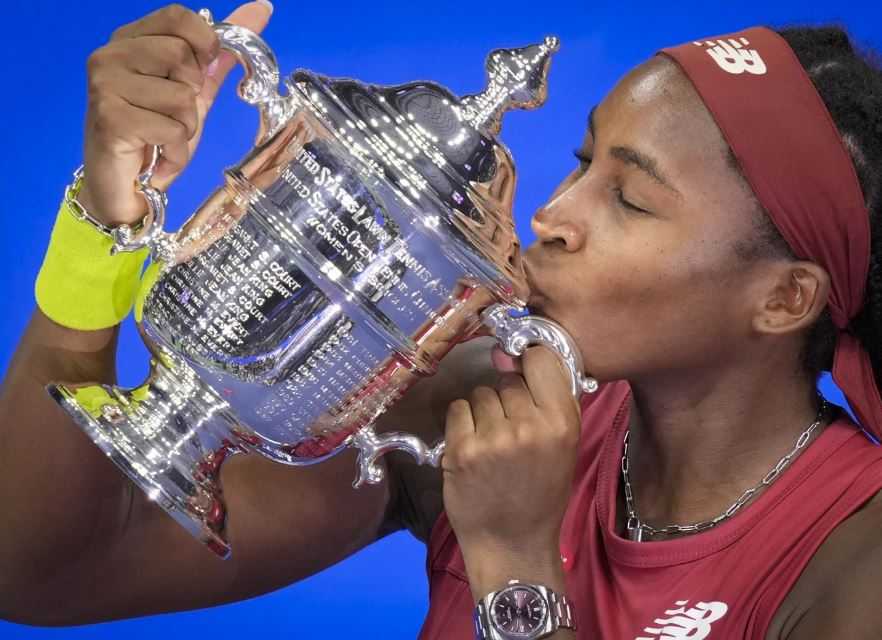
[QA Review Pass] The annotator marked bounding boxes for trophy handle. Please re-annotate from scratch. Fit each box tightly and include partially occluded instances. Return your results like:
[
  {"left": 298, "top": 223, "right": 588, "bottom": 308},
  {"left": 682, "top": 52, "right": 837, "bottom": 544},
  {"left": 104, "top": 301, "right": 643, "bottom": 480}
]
[
  {"left": 348, "top": 303, "right": 597, "bottom": 487},
  {"left": 480, "top": 303, "right": 599, "bottom": 397},
  {"left": 350, "top": 427, "right": 446, "bottom": 488},
  {"left": 109, "top": 146, "right": 177, "bottom": 262},
  {"left": 198, "top": 9, "right": 296, "bottom": 145},
  {"left": 110, "top": 9, "right": 296, "bottom": 259}
]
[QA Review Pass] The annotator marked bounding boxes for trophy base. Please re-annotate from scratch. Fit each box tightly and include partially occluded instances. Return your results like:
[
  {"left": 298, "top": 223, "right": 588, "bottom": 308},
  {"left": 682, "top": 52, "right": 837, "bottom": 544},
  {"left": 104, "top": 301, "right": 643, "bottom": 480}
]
[{"left": 48, "top": 355, "right": 243, "bottom": 558}]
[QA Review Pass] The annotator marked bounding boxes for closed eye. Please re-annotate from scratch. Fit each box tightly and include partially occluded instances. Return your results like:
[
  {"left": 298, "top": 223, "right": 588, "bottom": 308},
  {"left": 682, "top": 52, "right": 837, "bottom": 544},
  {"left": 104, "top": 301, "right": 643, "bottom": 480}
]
[
  {"left": 574, "top": 148, "right": 651, "bottom": 215},
  {"left": 614, "top": 187, "right": 650, "bottom": 214}
]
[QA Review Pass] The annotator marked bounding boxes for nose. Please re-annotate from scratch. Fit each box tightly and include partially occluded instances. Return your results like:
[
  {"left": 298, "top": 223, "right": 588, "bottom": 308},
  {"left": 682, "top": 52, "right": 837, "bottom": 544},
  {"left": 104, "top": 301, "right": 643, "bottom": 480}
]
[{"left": 531, "top": 198, "right": 586, "bottom": 253}]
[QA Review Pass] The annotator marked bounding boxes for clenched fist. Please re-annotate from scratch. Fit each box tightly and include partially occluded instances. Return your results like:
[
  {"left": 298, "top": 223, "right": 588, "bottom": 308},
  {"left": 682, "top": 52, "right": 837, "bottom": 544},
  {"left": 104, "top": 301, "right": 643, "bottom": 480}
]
[
  {"left": 441, "top": 345, "right": 582, "bottom": 597},
  {"left": 78, "top": 2, "right": 272, "bottom": 226}
]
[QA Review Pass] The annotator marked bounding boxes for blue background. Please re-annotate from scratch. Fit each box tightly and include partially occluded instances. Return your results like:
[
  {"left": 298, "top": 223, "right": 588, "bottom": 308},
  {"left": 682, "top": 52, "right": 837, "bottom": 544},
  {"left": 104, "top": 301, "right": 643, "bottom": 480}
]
[{"left": 1, "top": 0, "right": 880, "bottom": 638}]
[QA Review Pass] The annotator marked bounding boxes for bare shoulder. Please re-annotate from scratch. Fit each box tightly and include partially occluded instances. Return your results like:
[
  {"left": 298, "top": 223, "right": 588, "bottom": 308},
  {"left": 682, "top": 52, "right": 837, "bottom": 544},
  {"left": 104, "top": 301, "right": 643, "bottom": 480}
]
[
  {"left": 380, "top": 337, "right": 498, "bottom": 543},
  {"left": 766, "top": 489, "right": 882, "bottom": 640}
]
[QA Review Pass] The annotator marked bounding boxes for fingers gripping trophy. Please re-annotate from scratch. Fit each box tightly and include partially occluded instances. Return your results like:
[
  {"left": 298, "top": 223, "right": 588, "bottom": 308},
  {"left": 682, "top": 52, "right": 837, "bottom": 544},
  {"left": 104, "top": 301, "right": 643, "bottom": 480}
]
[{"left": 49, "top": 9, "right": 598, "bottom": 558}]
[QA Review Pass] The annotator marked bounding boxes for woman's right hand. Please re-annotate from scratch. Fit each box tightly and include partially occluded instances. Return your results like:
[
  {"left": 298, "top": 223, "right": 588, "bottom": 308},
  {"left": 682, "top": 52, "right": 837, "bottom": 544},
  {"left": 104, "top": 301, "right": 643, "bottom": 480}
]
[{"left": 78, "top": 2, "right": 273, "bottom": 227}]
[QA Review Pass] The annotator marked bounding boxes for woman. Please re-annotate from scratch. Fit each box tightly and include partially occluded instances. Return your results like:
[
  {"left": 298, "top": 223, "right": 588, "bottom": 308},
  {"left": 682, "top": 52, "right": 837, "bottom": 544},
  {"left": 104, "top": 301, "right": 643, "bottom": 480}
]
[{"left": 1, "top": 2, "right": 880, "bottom": 639}]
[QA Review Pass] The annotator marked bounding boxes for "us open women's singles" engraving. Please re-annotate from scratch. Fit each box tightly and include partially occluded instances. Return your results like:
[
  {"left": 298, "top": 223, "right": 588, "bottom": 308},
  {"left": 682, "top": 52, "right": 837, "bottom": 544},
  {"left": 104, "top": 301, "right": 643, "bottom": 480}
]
[
  {"left": 278, "top": 147, "right": 442, "bottom": 316},
  {"left": 153, "top": 221, "right": 305, "bottom": 359}
]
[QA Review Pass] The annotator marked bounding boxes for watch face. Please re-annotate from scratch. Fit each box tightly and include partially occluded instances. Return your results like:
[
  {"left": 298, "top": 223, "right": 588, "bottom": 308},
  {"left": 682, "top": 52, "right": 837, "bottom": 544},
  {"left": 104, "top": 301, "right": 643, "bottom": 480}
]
[{"left": 490, "top": 586, "right": 548, "bottom": 637}]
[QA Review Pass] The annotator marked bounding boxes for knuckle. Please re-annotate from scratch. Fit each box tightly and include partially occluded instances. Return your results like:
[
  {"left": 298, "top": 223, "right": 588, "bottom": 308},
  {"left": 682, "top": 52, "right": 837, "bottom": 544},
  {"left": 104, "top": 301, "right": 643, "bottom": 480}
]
[
  {"left": 192, "top": 24, "right": 219, "bottom": 56},
  {"left": 162, "top": 3, "right": 190, "bottom": 21},
  {"left": 177, "top": 117, "right": 198, "bottom": 142},
  {"left": 166, "top": 5, "right": 216, "bottom": 59},
  {"left": 447, "top": 398, "right": 469, "bottom": 417},
  {"left": 445, "top": 398, "right": 472, "bottom": 429},
  {"left": 85, "top": 49, "right": 101, "bottom": 73},
  {"left": 551, "top": 418, "right": 579, "bottom": 446},
  {"left": 510, "top": 416, "right": 532, "bottom": 434},
  {"left": 457, "top": 441, "right": 480, "bottom": 467},
  {"left": 109, "top": 24, "right": 131, "bottom": 41},
  {"left": 167, "top": 119, "right": 190, "bottom": 143},
  {"left": 497, "top": 372, "right": 523, "bottom": 389},
  {"left": 184, "top": 107, "right": 199, "bottom": 137},
  {"left": 443, "top": 438, "right": 472, "bottom": 470},
  {"left": 86, "top": 73, "right": 106, "bottom": 98},
  {"left": 510, "top": 419, "right": 536, "bottom": 445},
  {"left": 169, "top": 37, "right": 194, "bottom": 65},
  {"left": 89, "top": 97, "right": 119, "bottom": 135},
  {"left": 87, "top": 70, "right": 118, "bottom": 100},
  {"left": 172, "top": 88, "right": 198, "bottom": 116},
  {"left": 469, "top": 385, "right": 495, "bottom": 404},
  {"left": 491, "top": 431, "right": 519, "bottom": 458},
  {"left": 165, "top": 42, "right": 202, "bottom": 80},
  {"left": 86, "top": 48, "right": 110, "bottom": 77}
]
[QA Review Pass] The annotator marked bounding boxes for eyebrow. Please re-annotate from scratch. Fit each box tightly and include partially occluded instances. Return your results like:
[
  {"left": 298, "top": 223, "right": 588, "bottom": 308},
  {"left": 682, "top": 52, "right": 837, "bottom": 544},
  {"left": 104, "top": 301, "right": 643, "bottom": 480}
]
[{"left": 587, "top": 105, "right": 682, "bottom": 197}]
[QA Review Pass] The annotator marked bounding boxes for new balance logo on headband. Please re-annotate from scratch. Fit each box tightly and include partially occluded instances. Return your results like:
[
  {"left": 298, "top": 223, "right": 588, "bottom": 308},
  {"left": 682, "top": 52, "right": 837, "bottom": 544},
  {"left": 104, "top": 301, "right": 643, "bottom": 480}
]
[{"left": 693, "top": 38, "right": 768, "bottom": 75}]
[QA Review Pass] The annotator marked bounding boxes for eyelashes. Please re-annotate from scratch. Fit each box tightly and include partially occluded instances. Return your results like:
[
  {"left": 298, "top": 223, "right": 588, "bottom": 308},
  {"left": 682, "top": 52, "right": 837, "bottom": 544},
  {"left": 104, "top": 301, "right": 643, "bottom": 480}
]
[
  {"left": 571, "top": 149, "right": 650, "bottom": 215},
  {"left": 613, "top": 188, "right": 649, "bottom": 214},
  {"left": 573, "top": 148, "right": 592, "bottom": 170}
]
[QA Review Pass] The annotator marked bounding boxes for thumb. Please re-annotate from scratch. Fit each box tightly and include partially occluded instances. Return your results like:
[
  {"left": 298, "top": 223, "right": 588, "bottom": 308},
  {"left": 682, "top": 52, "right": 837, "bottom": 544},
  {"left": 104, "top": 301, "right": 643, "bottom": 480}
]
[{"left": 198, "top": 1, "right": 274, "bottom": 107}]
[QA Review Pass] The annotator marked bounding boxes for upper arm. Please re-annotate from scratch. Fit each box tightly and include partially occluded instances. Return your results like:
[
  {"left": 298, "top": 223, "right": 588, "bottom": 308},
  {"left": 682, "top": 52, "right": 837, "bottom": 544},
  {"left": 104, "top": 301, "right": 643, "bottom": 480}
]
[
  {"left": 774, "top": 492, "right": 882, "bottom": 640},
  {"left": 6, "top": 338, "right": 497, "bottom": 626},
  {"left": 7, "top": 447, "right": 393, "bottom": 626}
]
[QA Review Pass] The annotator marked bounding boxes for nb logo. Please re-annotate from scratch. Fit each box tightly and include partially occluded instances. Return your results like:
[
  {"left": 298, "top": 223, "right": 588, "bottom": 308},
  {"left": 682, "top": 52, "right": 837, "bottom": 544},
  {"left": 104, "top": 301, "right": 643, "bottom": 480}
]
[
  {"left": 635, "top": 599, "right": 729, "bottom": 640},
  {"left": 693, "top": 38, "right": 767, "bottom": 75}
]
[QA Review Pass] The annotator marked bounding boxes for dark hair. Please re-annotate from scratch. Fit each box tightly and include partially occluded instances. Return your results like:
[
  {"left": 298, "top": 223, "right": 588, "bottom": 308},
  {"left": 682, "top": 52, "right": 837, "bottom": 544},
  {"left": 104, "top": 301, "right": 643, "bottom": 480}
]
[{"left": 738, "top": 26, "right": 882, "bottom": 384}]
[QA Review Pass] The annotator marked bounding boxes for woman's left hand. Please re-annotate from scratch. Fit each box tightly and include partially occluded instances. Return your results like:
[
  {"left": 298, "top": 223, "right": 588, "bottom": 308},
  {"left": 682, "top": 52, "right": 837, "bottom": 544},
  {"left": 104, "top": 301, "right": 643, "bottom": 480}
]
[{"left": 441, "top": 345, "right": 582, "bottom": 599}]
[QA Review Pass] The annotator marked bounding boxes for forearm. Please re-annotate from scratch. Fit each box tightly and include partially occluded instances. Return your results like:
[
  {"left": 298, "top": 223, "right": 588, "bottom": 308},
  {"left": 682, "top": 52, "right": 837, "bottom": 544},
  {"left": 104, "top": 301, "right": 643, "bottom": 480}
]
[{"left": 0, "top": 309, "right": 133, "bottom": 614}]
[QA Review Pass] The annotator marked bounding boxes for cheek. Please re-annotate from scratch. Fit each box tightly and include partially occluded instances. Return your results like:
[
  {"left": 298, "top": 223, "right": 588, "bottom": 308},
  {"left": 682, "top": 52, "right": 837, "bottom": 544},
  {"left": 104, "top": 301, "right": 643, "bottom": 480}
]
[{"left": 560, "top": 233, "right": 747, "bottom": 378}]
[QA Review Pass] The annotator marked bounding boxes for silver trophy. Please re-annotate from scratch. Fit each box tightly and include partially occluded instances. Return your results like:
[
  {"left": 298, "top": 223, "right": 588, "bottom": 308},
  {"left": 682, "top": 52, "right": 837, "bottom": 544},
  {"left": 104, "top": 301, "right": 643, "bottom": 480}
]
[{"left": 49, "top": 10, "right": 597, "bottom": 558}]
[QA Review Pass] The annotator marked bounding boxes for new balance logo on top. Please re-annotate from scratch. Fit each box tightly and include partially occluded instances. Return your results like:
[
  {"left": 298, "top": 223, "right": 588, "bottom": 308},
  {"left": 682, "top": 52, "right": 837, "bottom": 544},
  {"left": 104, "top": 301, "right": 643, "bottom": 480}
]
[
  {"left": 693, "top": 38, "right": 768, "bottom": 75},
  {"left": 635, "top": 599, "right": 729, "bottom": 640}
]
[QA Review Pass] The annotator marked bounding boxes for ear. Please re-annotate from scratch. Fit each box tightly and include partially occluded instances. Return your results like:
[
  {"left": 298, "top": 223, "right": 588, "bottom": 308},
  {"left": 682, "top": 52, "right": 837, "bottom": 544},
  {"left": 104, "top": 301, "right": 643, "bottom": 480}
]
[{"left": 752, "top": 262, "right": 831, "bottom": 336}]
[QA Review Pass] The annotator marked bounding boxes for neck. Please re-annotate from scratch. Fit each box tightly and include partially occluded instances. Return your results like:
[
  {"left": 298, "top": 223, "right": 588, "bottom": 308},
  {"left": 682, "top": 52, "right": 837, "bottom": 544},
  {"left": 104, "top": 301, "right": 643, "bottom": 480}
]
[{"left": 622, "top": 359, "right": 826, "bottom": 534}]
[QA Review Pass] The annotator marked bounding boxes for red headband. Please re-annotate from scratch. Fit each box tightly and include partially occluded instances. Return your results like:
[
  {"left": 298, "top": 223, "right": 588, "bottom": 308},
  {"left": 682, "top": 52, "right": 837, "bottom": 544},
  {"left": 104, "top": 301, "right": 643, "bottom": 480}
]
[{"left": 660, "top": 27, "right": 882, "bottom": 441}]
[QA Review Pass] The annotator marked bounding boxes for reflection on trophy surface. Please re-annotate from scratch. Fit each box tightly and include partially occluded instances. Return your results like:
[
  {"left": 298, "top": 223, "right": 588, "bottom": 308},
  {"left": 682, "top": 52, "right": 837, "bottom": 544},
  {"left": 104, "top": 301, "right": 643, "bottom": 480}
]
[{"left": 48, "top": 9, "right": 596, "bottom": 558}]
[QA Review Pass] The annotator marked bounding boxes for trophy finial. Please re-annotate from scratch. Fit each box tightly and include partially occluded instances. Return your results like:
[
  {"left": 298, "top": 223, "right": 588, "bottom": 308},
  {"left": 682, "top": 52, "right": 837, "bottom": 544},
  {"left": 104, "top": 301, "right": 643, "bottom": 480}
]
[{"left": 459, "top": 36, "right": 560, "bottom": 136}]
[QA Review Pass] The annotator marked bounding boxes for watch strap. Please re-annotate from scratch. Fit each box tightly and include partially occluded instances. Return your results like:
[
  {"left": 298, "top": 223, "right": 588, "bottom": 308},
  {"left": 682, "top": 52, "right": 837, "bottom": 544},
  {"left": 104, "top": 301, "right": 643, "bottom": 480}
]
[
  {"left": 473, "top": 582, "right": 576, "bottom": 640},
  {"left": 473, "top": 600, "right": 494, "bottom": 640},
  {"left": 545, "top": 586, "right": 576, "bottom": 631}
]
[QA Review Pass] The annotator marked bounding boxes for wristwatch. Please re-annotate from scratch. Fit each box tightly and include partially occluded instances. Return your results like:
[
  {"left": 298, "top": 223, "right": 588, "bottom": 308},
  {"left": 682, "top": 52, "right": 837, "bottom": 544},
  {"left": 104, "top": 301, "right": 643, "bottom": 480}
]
[{"left": 474, "top": 580, "right": 576, "bottom": 639}]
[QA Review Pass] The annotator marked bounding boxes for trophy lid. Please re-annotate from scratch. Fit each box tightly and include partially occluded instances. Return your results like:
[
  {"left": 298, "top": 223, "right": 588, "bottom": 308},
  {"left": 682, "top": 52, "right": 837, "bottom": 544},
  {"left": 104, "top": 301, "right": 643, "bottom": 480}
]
[
  {"left": 287, "top": 38, "right": 560, "bottom": 303},
  {"left": 460, "top": 36, "right": 560, "bottom": 137}
]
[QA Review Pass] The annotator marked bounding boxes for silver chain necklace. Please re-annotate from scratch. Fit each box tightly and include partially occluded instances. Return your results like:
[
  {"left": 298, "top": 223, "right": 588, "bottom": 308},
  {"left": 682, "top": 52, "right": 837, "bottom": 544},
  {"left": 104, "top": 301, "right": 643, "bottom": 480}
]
[{"left": 621, "top": 397, "right": 829, "bottom": 542}]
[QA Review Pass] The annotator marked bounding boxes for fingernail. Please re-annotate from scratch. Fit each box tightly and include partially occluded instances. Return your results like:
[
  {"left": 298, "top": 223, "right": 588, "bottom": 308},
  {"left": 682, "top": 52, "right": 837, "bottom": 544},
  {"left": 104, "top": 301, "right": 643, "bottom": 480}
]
[
  {"left": 206, "top": 56, "right": 219, "bottom": 78},
  {"left": 256, "top": 0, "right": 273, "bottom": 13}
]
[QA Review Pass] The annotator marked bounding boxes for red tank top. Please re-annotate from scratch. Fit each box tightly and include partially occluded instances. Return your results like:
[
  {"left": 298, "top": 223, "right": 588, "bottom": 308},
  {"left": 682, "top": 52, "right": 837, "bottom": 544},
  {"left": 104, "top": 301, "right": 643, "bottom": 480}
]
[{"left": 418, "top": 381, "right": 882, "bottom": 640}]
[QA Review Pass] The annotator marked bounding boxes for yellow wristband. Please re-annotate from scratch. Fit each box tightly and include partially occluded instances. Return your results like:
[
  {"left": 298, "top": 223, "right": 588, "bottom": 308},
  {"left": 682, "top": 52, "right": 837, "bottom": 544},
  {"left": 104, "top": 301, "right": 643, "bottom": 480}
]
[{"left": 35, "top": 200, "right": 149, "bottom": 330}]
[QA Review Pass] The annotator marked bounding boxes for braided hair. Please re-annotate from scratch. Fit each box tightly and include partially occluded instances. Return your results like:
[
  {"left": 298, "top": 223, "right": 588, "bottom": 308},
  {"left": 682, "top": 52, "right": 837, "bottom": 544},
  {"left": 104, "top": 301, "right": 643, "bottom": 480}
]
[{"left": 736, "top": 27, "right": 882, "bottom": 384}]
